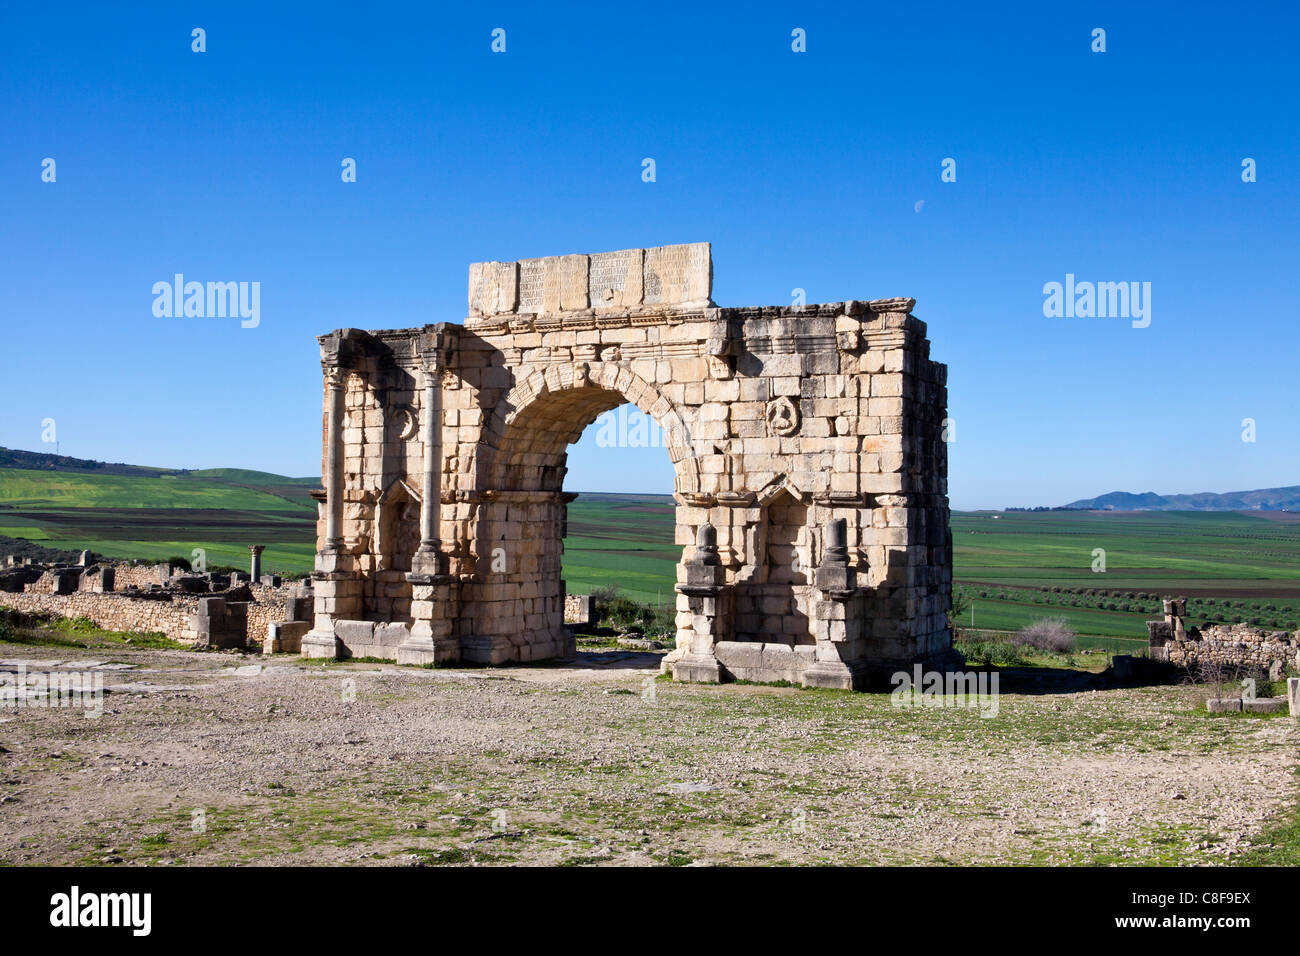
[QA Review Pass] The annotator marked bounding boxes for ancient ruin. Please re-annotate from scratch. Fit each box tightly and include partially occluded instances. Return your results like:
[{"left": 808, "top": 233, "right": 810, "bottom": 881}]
[
  {"left": 302, "top": 243, "right": 954, "bottom": 689},
  {"left": 0, "top": 553, "right": 308, "bottom": 650},
  {"left": 1149, "top": 598, "right": 1300, "bottom": 677}
]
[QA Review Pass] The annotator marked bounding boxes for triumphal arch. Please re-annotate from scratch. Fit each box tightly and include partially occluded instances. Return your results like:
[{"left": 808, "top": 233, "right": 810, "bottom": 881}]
[{"left": 302, "top": 243, "right": 954, "bottom": 689}]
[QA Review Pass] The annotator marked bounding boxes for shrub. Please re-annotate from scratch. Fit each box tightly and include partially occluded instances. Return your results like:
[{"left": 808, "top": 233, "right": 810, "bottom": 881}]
[
  {"left": 956, "top": 637, "right": 1024, "bottom": 666},
  {"left": 1014, "top": 616, "right": 1077, "bottom": 654}
]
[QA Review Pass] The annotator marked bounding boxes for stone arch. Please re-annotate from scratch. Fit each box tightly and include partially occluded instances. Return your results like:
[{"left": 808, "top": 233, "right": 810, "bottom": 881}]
[
  {"left": 474, "top": 361, "right": 700, "bottom": 495},
  {"left": 305, "top": 243, "right": 955, "bottom": 689}
]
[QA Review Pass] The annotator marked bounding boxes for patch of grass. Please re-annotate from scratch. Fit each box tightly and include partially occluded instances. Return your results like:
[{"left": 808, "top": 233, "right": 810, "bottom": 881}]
[
  {"left": 0, "top": 607, "right": 187, "bottom": 650},
  {"left": 1235, "top": 769, "right": 1300, "bottom": 865},
  {"left": 658, "top": 850, "right": 694, "bottom": 866}
]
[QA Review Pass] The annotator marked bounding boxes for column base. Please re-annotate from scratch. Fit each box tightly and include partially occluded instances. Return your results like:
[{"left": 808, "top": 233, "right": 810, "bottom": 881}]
[
  {"left": 409, "top": 550, "right": 449, "bottom": 577},
  {"left": 460, "top": 635, "right": 515, "bottom": 665},
  {"left": 301, "top": 626, "right": 341, "bottom": 659},
  {"left": 673, "top": 654, "right": 722, "bottom": 684},
  {"left": 801, "top": 660, "right": 861, "bottom": 691},
  {"left": 395, "top": 635, "right": 459, "bottom": 666}
]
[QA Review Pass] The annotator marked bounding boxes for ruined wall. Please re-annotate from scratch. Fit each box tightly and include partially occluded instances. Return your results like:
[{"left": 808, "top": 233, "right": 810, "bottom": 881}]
[
  {"left": 1, "top": 591, "right": 200, "bottom": 641},
  {"left": 1161, "top": 622, "right": 1299, "bottom": 674},
  {"left": 0, "top": 565, "right": 293, "bottom": 648},
  {"left": 563, "top": 593, "right": 595, "bottom": 625}
]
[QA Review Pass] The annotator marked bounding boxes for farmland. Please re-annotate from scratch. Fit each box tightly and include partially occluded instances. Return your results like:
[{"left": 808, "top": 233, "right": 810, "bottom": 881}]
[
  {"left": 0, "top": 465, "right": 317, "bottom": 574},
  {"left": 2, "top": 455, "right": 1298, "bottom": 646},
  {"left": 565, "top": 500, "right": 1300, "bottom": 650}
]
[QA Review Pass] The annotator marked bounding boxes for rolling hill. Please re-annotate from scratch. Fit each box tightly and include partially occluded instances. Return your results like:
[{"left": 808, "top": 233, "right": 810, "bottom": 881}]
[
  {"left": 1064, "top": 485, "right": 1300, "bottom": 511},
  {"left": 2, "top": 447, "right": 1297, "bottom": 643},
  {"left": 0, "top": 446, "right": 319, "bottom": 573}
]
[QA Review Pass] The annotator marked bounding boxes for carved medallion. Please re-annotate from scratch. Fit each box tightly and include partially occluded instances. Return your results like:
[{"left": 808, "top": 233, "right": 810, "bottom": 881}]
[
  {"left": 766, "top": 397, "right": 800, "bottom": 437},
  {"left": 390, "top": 405, "right": 418, "bottom": 440}
]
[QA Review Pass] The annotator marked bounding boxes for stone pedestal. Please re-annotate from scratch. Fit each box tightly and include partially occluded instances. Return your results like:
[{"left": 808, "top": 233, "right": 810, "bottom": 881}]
[
  {"left": 265, "top": 620, "right": 309, "bottom": 655},
  {"left": 301, "top": 626, "right": 341, "bottom": 659},
  {"left": 399, "top": 571, "right": 458, "bottom": 665},
  {"left": 302, "top": 567, "right": 357, "bottom": 660},
  {"left": 804, "top": 517, "right": 867, "bottom": 689},
  {"left": 672, "top": 523, "right": 730, "bottom": 684}
]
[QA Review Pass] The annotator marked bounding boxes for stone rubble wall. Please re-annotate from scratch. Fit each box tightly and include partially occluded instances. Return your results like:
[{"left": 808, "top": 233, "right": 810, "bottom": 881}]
[
  {"left": 113, "top": 563, "right": 173, "bottom": 589},
  {"left": 563, "top": 593, "right": 595, "bottom": 625},
  {"left": 1162, "top": 621, "right": 1300, "bottom": 674},
  {"left": 1, "top": 590, "right": 200, "bottom": 642},
  {"left": 0, "top": 563, "right": 295, "bottom": 648}
]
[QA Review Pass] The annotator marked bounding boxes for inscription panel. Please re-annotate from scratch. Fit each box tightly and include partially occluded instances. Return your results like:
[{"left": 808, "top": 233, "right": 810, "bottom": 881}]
[
  {"left": 468, "top": 243, "right": 709, "bottom": 316},
  {"left": 643, "top": 242, "right": 711, "bottom": 306},
  {"left": 517, "top": 259, "right": 546, "bottom": 314},
  {"left": 588, "top": 248, "right": 643, "bottom": 308},
  {"left": 468, "top": 261, "right": 517, "bottom": 315}
]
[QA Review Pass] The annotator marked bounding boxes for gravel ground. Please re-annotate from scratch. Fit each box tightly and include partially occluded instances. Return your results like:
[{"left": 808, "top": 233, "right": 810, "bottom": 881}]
[{"left": 0, "top": 641, "right": 1296, "bottom": 866}]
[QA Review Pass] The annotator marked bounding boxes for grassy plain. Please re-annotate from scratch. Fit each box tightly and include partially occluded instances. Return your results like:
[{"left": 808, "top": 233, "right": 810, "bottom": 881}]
[{"left": 3, "top": 460, "right": 1299, "bottom": 643}]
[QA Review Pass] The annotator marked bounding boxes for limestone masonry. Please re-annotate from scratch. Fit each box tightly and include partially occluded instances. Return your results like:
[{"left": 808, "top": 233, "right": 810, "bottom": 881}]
[{"left": 303, "top": 243, "right": 955, "bottom": 689}]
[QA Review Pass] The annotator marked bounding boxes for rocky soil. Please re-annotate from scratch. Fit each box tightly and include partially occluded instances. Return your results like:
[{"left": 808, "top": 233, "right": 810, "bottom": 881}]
[{"left": 0, "top": 641, "right": 1296, "bottom": 866}]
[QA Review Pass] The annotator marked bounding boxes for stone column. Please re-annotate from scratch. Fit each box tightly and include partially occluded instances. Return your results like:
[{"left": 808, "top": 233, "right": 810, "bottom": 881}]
[
  {"left": 249, "top": 545, "right": 265, "bottom": 581},
  {"left": 323, "top": 365, "right": 346, "bottom": 553},
  {"left": 672, "top": 523, "right": 729, "bottom": 683},
  {"left": 412, "top": 365, "right": 447, "bottom": 575},
  {"left": 303, "top": 363, "right": 350, "bottom": 660},
  {"left": 399, "top": 344, "right": 454, "bottom": 665}
]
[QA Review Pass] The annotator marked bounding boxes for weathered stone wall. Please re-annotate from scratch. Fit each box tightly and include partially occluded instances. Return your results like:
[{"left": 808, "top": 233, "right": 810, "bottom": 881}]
[
  {"left": 1, "top": 590, "right": 200, "bottom": 641},
  {"left": 0, "top": 574, "right": 292, "bottom": 648},
  {"left": 306, "top": 243, "right": 952, "bottom": 689},
  {"left": 113, "top": 563, "right": 173, "bottom": 589},
  {"left": 1163, "top": 622, "right": 1299, "bottom": 673},
  {"left": 563, "top": 593, "right": 595, "bottom": 625}
]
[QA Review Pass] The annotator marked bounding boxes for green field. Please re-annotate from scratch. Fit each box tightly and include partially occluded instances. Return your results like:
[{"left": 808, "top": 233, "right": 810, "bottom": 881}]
[
  {"left": 563, "top": 494, "right": 680, "bottom": 604},
  {"left": 0, "top": 466, "right": 318, "bottom": 574},
  {"left": 564, "top": 501, "right": 1300, "bottom": 645},
  {"left": 3, "top": 458, "right": 1299, "bottom": 643}
]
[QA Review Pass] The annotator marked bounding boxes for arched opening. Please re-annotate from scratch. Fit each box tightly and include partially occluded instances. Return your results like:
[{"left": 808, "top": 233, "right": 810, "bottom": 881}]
[{"left": 461, "top": 366, "right": 695, "bottom": 662}]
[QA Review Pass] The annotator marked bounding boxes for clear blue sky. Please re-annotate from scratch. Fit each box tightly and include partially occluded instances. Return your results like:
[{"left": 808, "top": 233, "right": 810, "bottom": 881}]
[{"left": 2, "top": 1, "right": 1296, "bottom": 510}]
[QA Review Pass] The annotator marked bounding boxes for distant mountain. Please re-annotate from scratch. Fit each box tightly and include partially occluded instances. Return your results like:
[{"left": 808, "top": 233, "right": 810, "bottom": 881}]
[{"left": 1064, "top": 486, "right": 1300, "bottom": 511}]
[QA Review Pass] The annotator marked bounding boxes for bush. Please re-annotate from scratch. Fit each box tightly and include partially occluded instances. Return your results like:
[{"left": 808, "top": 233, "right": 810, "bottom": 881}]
[
  {"left": 166, "top": 555, "right": 192, "bottom": 572},
  {"left": 588, "top": 584, "right": 620, "bottom": 604},
  {"left": 590, "top": 587, "right": 675, "bottom": 637},
  {"left": 1014, "top": 616, "right": 1077, "bottom": 654}
]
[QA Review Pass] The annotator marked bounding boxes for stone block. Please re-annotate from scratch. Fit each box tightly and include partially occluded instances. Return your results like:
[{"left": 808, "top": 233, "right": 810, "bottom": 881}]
[
  {"left": 1243, "top": 697, "right": 1288, "bottom": 714},
  {"left": 1205, "top": 698, "right": 1242, "bottom": 713}
]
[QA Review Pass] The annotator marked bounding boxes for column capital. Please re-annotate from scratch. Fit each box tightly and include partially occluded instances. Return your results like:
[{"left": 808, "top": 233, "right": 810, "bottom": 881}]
[
  {"left": 417, "top": 326, "right": 455, "bottom": 376},
  {"left": 322, "top": 364, "right": 348, "bottom": 388}
]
